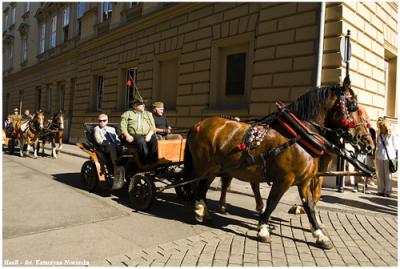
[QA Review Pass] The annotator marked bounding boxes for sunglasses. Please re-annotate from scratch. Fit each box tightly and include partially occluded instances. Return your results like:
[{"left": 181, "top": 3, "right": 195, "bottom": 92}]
[{"left": 99, "top": 119, "right": 107, "bottom": 122}]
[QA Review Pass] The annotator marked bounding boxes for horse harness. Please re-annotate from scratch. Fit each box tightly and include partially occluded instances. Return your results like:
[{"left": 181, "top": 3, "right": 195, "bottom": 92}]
[{"left": 237, "top": 98, "right": 374, "bottom": 181}]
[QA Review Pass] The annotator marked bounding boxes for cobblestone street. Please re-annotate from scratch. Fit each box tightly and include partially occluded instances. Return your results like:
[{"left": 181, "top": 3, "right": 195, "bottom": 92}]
[
  {"left": 3, "top": 144, "right": 398, "bottom": 267},
  {"left": 96, "top": 210, "right": 397, "bottom": 267}
]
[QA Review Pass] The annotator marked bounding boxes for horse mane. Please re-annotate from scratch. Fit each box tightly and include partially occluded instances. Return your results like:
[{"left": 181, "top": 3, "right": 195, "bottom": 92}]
[
  {"left": 287, "top": 86, "right": 339, "bottom": 121},
  {"left": 219, "top": 115, "right": 240, "bottom": 122}
]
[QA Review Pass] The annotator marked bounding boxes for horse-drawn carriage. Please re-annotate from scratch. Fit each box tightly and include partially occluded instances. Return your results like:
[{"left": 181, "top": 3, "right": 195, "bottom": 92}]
[
  {"left": 76, "top": 81, "right": 377, "bottom": 250},
  {"left": 77, "top": 123, "right": 193, "bottom": 210}
]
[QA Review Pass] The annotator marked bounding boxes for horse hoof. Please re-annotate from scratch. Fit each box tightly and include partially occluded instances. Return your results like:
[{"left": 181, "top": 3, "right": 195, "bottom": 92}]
[
  {"left": 257, "top": 233, "right": 272, "bottom": 243},
  {"left": 257, "top": 224, "right": 271, "bottom": 243},
  {"left": 316, "top": 238, "right": 333, "bottom": 249},
  {"left": 219, "top": 206, "right": 228, "bottom": 215}
]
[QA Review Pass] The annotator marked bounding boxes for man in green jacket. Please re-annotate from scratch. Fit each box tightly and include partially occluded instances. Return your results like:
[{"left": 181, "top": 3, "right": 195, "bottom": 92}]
[{"left": 120, "top": 90, "right": 158, "bottom": 165}]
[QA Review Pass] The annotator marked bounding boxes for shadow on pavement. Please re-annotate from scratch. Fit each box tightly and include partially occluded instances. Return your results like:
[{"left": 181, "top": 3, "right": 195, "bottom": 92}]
[
  {"left": 320, "top": 194, "right": 397, "bottom": 216},
  {"left": 51, "top": 172, "right": 315, "bottom": 246},
  {"left": 52, "top": 172, "right": 87, "bottom": 191}
]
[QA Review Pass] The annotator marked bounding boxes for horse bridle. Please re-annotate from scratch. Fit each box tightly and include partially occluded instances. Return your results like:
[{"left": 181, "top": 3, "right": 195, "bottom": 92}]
[{"left": 28, "top": 114, "right": 43, "bottom": 134}]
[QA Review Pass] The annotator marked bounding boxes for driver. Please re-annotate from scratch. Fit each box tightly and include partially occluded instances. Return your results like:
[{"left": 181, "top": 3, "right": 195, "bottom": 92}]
[{"left": 120, "top": 89, "right": 158, "bottom": 165}]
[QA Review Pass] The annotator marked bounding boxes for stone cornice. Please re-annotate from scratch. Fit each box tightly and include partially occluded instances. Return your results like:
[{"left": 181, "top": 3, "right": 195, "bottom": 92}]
[
  {"left": 78, "top": 3, "right": 205, "bottom": 52},
  {"left": 18, "top": 23, "right": 29, "bottom": 34}
]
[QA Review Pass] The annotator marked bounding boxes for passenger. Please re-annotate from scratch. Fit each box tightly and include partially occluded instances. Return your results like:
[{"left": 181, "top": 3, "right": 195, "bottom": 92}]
[
  {"left": 94, "top": 113, "right": 125, "bottom": 189},
  {"left": 94, "top": 112, "right": 120, "bottom": 166},
  {"left": 152, "top": 101, "right": 182, "bottom": 140},
  {"left": 120, "top": 89, "right": 158, "bottom": 165}
]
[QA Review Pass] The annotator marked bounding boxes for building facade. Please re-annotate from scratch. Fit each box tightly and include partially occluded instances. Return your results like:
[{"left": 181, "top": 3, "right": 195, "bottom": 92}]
[{"left": 3, "top": 2, "right": 398, "bottom": 142}]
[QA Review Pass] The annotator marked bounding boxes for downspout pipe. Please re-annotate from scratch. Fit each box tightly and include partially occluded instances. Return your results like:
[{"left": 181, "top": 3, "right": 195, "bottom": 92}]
[{"left": 315, "top": 2, "right": 326, "bottom": 87}]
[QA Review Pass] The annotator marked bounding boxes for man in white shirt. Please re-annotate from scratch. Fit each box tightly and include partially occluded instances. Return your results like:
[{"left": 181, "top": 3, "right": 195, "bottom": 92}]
[{"left": 93, "top": 113, "right": 121, "bottom": 178}]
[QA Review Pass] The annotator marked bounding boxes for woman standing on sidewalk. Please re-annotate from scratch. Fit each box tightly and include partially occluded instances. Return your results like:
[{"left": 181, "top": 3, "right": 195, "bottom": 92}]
[{"left": 376, "top": 118, "right": 398, "bottom": 197}]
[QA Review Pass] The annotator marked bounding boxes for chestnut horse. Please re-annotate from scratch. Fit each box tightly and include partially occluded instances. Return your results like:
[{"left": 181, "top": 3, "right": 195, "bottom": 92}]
[
  {"left": 184, "top": 85, "right": 359, "bottom": 249},
  {"left": 218, "top": 106, "right": 375, "bottom": 220},
  {"left": 42, "top": 110, "right": 64, "bottom": 158},
  {"left": 15, "top": 111, "right": 45, "bottom": 158}
]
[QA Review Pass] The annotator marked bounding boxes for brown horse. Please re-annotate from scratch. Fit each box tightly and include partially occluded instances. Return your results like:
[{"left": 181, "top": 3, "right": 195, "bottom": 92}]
[
  {"left": 184, "top": 85, "right": 360, "bottom": 249},
  {"left": 218, "top": 105, "right": 375, "bottom": 219},
  {"left": 15, "top": 111, "right": 45, "bottom": 158},
  {"left": 42, "top": 110, "right": 64, "bottom": 158}
]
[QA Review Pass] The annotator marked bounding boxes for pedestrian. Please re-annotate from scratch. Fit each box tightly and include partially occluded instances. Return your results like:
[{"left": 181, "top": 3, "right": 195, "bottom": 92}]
[
  {"left": 376, "top": 117, "right": 398, "bottom": 197},
  {"left": 120, "top": 89, "right": 158, "bottom": 165}
]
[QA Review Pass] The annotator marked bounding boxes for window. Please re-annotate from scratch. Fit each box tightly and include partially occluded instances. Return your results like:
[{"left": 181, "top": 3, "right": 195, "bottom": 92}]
[
  {"left": 384, "top": 55, "right": 397, "bottom": 117},
  {"left": 225, "top": 53, "right": 246, "bottom": 96},
  {"left": 59, "top": 84, "right": 65, "bottom": 111},
  {"left": 63, "top": 7, "right": 69, "bottom": 42},
  {"left": 217, "top": 45, "right": 249, "bottom": 107},
  {"left": 35, "top": 87, "right": 42, "bottom": 111},
  {"left": 210, "top": 32, "right": 254, "bottom": 109},
  {"left": 47, "top": 86, "right": 53, "bottom": 113},
  {"left": 96, "top": 76, "right": 104, "bottom": 111},
  {"left": 76, "top": 2, "right": 86, "bottom": 37},
  {"left": 39, "top": 23, "right": 45, "bottom": 53},
  {"left": 21, "top": 35, "right": 28, "bottom": 63},
  {"left": 126, "top": 68, "right": 137, "bottom": 108},
  {"left": 25, "top": 2, "right": 30, "bottom": 13},
  {"left": 128, "top": 2, "right": 139, "bottom": 8},
  {"left": 4, "top": 13, "right": 9, "bottom": 30},
  {"left": 159, "top": 59, "right": 178, "bottom": 109},
  {"left": 19, "top": 90, "right": 24, "bottom": 106},
  {"left": 50, "top": 16, "right": 57, "bottom": 48},
  {"left": 5, "top": 93, "right": 10, "bottom": 118},
  {"left": 11, "top": 6, "right": 16, "bottom": 25},
  {"left": 8, "top": 43, "right": 13, "bottom": 69},
  {"left": 101, "top": 2, "right": 112, "bottom": 22}
]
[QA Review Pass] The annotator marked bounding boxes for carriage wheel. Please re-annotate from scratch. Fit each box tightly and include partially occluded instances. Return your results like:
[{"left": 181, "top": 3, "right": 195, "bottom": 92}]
[
  {"left": 80, "top": 161, "right": 98, "bottom": 192},
  {"left": 175, "top": 180, "right": 194, "bottom": 200},
  {"left": 128, "top": 173, "right": 155, "bottom": 211}
]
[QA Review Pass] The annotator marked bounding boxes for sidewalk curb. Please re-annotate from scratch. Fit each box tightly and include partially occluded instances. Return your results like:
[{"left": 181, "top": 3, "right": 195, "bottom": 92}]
[{"left": 43, "top": 144, "right": 88, "bottom": 159}]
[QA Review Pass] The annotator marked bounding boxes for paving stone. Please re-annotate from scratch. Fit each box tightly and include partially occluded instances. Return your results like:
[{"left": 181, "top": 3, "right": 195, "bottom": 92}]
[
  {"left": 272, "top": 258, "right": 288, "bottom": 266},
  {"left": 329, "top": 259, "right": 346, "bottom": 266},
  {"left": 315, "top": 258, "right": 331, "bottom": 266},
  {"left": 213, "top": 259, "right": 228, "bottom": 266},
  {"left": 302, "top": 261, "right": 317, "bottom": 266},
  {"left": 228, "top": 255, "right": 243, "bottom": 264},
  {"left": 299, "top": 254, "right": 314, "bottom": 262},
  {"left": 258, "top": 260, "right": 273, "bottom": 266},
  {"left": 243, "top": 253, "right": 257, "bottom": 263},
  {"left": 228, "top": 263, "right": 242, "bottom": 267}
]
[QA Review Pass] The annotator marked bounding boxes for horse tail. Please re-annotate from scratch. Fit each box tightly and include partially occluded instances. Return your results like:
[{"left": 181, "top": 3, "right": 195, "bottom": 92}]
[{"left": 183, "top": 128, "right": 194, "bottom": 180}]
